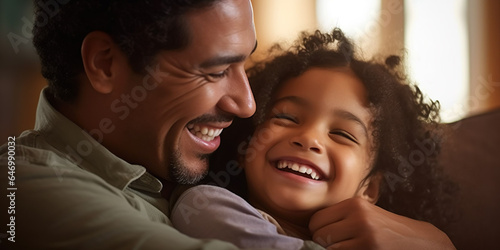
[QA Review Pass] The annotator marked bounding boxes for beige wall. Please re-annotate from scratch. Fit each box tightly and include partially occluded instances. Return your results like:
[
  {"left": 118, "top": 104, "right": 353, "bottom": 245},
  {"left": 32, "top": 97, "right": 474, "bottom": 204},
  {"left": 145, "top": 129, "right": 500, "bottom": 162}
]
[
  {"left": 251, "top": 0, "right": 317, "bottom": 60},
  {"left": 468, "top": 0, "right": 500, "bottom": 115},
  {"left": 484, "top": 0, "right": 500, "bottom": 112},
  {"left": 251, "top": 0, "right": 405, "bottom": 60}
]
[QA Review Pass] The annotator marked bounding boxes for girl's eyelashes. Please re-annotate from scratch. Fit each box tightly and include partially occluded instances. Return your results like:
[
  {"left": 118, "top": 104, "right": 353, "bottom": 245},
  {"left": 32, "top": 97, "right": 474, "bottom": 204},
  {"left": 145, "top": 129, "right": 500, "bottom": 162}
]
[
  {"left": 271, "top": 112, "right": 359, "bottom": 144},
  {"left": 273, "top": 113, "right": 298, "bottom": 123},
  {"left": 330, "top": 130, "right": 359, "bottom": 144}
]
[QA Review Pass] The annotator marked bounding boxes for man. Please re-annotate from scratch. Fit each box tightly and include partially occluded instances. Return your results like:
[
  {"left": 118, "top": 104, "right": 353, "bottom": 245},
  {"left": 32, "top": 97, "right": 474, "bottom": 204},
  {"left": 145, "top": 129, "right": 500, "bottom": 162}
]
[{"left": 0, "top": 0, "right": 454, "bottom": 249}]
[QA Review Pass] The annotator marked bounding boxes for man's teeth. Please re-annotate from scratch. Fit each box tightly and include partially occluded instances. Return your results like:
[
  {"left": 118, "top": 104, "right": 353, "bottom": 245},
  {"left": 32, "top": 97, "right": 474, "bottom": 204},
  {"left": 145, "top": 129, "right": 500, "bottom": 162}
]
[
  {"left": 188, "top": 124, "right": 223, "bottom": 142},
  {"left": 277, "top": 160, "right": 320, "bottom": 180}
]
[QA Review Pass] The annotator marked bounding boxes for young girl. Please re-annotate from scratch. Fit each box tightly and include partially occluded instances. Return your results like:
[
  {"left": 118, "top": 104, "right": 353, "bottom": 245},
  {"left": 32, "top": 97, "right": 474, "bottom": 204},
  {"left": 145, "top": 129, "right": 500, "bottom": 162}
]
[{"left": 169, "top": 28, "right": 455, "bottom": 249}]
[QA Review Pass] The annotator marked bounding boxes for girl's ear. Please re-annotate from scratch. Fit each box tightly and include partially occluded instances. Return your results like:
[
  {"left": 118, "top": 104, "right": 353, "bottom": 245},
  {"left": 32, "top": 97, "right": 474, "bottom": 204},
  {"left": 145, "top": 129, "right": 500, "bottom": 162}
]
[{"left": 360, "top": 172, "right": 383, "bottom": 204}]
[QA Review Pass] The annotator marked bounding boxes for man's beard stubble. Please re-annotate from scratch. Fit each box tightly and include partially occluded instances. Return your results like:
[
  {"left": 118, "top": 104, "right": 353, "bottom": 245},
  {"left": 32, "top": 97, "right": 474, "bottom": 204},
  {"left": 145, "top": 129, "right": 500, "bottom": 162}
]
[{"left": 168, "top": 149, "right": 209, "bottom": 184}]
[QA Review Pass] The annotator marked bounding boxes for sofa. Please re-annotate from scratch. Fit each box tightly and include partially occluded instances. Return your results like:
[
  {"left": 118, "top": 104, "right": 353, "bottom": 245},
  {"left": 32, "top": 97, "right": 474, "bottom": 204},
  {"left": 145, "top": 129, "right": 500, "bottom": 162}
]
[{"left": 440, "top": 108, "right": 500, "bottom": 249}]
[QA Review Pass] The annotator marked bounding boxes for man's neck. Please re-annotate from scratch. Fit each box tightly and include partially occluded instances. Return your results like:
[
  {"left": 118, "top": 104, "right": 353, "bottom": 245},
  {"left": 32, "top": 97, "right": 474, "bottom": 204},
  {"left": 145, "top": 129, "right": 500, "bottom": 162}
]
[{"left": 160, "top": 179, "right": 177, "bottom": 200}]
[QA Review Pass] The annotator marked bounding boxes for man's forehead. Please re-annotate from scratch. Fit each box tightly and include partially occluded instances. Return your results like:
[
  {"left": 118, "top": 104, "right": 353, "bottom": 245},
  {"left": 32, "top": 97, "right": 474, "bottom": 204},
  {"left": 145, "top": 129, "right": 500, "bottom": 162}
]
[{"left": 181, "top": 0, "right": 256, "bottom": 60}]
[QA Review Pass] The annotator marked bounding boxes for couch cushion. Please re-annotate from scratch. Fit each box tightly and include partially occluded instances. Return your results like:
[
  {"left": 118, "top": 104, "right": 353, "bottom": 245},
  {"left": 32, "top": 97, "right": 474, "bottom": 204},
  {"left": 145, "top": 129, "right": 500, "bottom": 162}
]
[{"left": 440, "top": 108, "right": 500, "bottom": 249}]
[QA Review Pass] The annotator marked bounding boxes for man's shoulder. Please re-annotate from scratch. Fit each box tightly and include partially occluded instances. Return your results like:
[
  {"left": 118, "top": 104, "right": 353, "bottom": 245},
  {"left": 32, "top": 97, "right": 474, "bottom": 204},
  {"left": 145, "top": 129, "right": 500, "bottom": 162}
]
[
  {"left": 0, "top": 129, "right": 40, "bottom": 155},
  {"left": 1, "top": 130, "right": 83, "bottom": 173},
  {"left": 0, "top": 130, "right": 102, "bottom": 192}
]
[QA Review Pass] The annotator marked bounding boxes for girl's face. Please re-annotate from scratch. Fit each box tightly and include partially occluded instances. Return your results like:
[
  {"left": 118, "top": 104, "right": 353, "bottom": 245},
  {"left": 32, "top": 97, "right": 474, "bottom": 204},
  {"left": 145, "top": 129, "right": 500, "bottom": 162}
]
[{"left": 245, "top": 67, "right": 378, "bottom": 217}]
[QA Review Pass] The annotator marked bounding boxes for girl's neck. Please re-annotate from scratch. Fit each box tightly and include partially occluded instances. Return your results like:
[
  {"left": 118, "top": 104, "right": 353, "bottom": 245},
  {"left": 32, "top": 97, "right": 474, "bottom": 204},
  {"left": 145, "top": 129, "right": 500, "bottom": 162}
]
[{"left": 272, "top": 215, "right": 312, "bottom": 240}]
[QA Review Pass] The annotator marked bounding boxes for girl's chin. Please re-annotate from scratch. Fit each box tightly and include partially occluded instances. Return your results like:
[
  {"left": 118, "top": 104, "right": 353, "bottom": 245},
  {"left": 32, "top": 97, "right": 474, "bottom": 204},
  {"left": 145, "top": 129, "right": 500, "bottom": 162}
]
[{"left": 269, "top": 197, "right": 320, "bottom": 213}]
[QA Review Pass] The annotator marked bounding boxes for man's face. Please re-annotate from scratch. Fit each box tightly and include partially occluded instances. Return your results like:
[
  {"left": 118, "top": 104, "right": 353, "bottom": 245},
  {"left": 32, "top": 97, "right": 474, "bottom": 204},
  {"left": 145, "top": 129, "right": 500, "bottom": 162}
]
[{"left": 117, "top": 0, "right": 256, "bottom": 183}]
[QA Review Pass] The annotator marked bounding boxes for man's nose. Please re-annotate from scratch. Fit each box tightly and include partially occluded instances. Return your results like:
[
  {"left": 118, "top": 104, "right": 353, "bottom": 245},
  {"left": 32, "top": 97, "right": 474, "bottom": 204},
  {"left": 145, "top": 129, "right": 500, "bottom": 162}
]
[{"left": 217, "top": 67, "right": 256, "bottom": 118}]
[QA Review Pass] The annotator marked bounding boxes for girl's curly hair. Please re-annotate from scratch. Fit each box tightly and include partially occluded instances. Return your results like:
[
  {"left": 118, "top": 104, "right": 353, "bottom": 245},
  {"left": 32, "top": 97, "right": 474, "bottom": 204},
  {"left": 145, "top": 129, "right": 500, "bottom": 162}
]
[{"left": 209, "top": 28, "right": 457, "bottom": 230}]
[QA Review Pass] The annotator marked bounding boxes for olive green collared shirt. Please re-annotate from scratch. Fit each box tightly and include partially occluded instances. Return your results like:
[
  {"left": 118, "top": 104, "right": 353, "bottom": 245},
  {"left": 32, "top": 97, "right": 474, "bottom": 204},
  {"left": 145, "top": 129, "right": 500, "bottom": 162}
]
[{"left": 0, "top": 89, "right": 240, "bottom": 249}]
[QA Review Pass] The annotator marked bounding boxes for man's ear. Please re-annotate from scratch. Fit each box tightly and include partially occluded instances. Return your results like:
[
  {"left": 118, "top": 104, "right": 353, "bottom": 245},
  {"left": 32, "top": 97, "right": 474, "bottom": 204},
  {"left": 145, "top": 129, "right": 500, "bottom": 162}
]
[
  {"left": 359, "top": 172, "right": 383, "bottom": 204},
  {"left": 81, "top": 31, "right": 122, "bottom": 94}
]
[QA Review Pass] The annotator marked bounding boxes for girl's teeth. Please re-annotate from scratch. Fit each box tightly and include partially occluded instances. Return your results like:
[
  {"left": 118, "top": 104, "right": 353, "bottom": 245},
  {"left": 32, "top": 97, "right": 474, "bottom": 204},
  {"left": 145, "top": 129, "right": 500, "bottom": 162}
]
[{"left": 277, "top": 160, "right": 321, "bottom": 180}]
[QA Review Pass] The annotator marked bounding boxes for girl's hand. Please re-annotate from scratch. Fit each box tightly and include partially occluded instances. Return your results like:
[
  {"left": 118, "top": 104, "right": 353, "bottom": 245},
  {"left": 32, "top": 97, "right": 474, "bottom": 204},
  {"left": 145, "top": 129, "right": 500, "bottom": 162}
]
[{"left": 309, "top": 198, "right": 455, "bottom": 250}]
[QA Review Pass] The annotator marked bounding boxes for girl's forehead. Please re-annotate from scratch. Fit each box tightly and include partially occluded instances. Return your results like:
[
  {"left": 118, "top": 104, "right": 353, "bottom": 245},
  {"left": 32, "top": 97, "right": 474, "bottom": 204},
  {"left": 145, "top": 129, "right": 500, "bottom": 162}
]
[
  {"left": 272, "top": 67, "right": 374, "bottom": 128},
  {"left": 275, "top": 67, "right": 367, "bottom": 103}
]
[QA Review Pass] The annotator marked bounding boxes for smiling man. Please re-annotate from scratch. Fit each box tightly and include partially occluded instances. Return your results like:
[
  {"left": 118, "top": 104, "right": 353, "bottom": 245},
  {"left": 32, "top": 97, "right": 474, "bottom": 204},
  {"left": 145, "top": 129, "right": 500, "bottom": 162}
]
[{"left": 0, "top": 0, "right": 258, "bottom": 249}]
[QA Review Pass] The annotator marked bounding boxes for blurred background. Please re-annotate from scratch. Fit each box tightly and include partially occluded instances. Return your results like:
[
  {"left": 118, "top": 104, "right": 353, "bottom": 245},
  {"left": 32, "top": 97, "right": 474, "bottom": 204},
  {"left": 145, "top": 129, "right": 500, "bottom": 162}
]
[{"left": 1, "top": 0, "right": 499, "bottom": 141}]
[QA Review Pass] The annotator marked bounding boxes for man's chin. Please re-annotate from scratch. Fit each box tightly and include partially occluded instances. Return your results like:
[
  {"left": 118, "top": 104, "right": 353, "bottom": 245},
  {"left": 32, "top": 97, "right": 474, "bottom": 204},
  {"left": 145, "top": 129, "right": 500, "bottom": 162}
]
[
  {"left": 168, "top": 153, "right": 210, "bottom": 185},
  {"left": 174, "top": 167, "right": 208, "bottom": 185}
]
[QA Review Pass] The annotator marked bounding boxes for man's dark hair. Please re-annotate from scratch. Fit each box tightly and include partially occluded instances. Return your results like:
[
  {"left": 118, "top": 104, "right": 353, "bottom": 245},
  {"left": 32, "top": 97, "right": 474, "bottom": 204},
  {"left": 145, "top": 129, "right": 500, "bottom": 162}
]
[
  {"left": 33, "top": 0, "right": 221, "bottom": 102},
  {"left": 210, "top": 28, "right": 457, "bottom": 231}
]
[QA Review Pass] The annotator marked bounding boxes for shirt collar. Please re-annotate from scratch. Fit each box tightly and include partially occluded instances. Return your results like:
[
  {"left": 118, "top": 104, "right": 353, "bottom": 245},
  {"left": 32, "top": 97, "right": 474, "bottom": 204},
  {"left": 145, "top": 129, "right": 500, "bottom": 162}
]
[{"left": 35, "top": 88, "right": 163, "bottom": 193}]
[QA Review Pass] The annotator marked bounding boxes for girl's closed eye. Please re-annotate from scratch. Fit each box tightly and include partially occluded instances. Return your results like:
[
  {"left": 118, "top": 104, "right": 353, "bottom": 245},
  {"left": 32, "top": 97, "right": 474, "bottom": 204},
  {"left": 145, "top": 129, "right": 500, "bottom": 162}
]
[
  {"left": 272, "top": 113, "right": 299, "bottom": 125},
  {"left": 330, "top": 130, "right": 358, "bottom": 144}
]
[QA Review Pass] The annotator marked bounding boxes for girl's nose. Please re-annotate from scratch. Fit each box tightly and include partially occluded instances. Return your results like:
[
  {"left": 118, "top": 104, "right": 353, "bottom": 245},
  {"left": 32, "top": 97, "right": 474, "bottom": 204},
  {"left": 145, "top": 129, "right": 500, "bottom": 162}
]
[{"left": 289, "top": 129, "right": 324, "bottom": 154}]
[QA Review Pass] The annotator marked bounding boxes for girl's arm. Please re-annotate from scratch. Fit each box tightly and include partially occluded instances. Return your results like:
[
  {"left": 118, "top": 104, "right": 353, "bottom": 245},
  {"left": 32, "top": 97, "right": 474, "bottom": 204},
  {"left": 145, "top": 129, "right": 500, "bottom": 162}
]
[{"left": 170, "top": 185, "right": 323, "bottom": 250}]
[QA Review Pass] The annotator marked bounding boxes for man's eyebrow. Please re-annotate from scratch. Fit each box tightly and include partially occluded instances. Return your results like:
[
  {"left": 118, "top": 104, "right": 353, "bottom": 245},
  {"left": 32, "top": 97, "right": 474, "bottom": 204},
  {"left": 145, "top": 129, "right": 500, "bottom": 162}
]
[
  {"left": 200, "top": 55, "right": 247, "bottom": 68},
  {"left": 333, "top": 109, "right": 369, "bottom": 137},
  {"left": 200, "top": 41, "right": 258, "bottom": 68}
]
